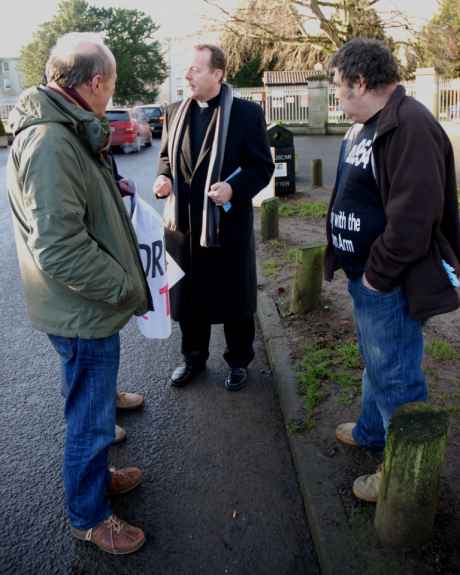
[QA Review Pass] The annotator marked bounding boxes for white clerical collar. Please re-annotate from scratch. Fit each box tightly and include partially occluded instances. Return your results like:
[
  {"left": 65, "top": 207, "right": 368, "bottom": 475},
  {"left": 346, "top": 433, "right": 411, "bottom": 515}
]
[{"left": 196, "top": 100, "right": 209, "bottom": 108}]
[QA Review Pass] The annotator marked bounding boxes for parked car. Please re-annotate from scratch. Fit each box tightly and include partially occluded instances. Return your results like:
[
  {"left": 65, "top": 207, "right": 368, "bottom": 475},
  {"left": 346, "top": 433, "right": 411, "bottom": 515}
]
[
  {"left": 106, "top": 108, "right": 152, "bottom": 154},
  {"left": 133, "top": 104, "right": 164, "bottom": 137}
]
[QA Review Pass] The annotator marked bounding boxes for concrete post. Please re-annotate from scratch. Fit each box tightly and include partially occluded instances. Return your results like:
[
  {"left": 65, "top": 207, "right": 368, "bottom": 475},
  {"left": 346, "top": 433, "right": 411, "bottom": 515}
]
[
  {"left": 289, "top": 244, "right": 325, "bottom": 314},
  {"left": 260, "top": 198, "right": 279, "bottom": 242},
  {"left": 415, "top": 67, "right": 439, "bottom": 119},
  {"left": 375, "top": 403, "right": 449, "bottom": 546},
  {"left": 311, "top": 159, "right": 323, "bottom": 187},
  {"left": 307, "top": 78, "right": 329, "bottom": 134}
]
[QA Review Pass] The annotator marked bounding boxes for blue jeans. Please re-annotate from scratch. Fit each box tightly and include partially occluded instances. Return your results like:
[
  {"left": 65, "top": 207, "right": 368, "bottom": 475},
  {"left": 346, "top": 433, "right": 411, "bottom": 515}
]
[
  {"left": 348, "top": 277, "right": 427, "bottom": 450},
  {"left": 48, "top": 334, "right": 119, "bottom": 529}
]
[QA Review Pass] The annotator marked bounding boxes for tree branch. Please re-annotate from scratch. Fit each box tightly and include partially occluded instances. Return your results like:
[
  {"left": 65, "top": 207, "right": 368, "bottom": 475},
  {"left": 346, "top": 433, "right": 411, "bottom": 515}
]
[{"left": 309, "top": 0, "right": 342, "bottom": 46}]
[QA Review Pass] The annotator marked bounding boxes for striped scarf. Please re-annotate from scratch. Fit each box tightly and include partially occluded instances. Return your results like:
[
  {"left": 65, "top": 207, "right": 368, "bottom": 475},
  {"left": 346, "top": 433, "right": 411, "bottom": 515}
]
[{"left": 163, "top": 83, "right": 233, "bottom": 247}]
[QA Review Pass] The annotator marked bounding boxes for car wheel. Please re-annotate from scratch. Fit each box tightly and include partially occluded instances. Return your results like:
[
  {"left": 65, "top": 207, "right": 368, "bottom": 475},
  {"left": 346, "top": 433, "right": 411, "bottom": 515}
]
[{"left": 121, "top": 143, "right": 131, "bottom": 154}]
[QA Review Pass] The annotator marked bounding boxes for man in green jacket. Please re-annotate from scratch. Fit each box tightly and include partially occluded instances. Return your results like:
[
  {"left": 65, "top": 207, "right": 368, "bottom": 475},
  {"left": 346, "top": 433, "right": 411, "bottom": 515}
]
[{"left": 7, "top": 33, "right": 149, "bottom": 555}]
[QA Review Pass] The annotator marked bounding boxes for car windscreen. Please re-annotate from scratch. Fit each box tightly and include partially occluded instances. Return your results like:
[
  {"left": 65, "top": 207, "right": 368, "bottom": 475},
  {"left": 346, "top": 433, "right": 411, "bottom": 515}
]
[
  {"left": 142, "top": 108, "right": 162, "bottom": 119},
  {"left": 106, "top": 111, "right": 130, "bottom": 122}
]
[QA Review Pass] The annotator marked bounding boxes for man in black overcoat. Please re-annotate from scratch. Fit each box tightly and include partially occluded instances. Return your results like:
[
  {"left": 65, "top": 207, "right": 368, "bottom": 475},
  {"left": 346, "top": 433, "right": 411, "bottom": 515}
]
[{"left": 153, "top": 44, "right": 274, "bottom": 391}]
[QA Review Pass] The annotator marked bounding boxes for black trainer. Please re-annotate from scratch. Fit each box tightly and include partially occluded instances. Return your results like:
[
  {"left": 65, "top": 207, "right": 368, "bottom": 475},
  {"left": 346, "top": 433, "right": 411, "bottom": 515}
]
[
  {"left": 170, "top": 363, "right": 206, "bottom": 387},
  {"left": 224, "top": 368, "right": 248, "bottom": 392}
]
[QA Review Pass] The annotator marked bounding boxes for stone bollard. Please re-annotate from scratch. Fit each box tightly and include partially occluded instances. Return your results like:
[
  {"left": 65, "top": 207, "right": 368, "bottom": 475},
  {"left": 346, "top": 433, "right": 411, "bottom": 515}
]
[
  {"left": 374, "top": 402, "right": 449, "bottom": 547},
  {"left": 261, "top": 197, "right": 279, "bottom": 242},
  {"left": 311, "top": 159, "right": 323, "bottom": 188},
  {"left": 289, "top": 244, "right": 325, "bottom": 314}
]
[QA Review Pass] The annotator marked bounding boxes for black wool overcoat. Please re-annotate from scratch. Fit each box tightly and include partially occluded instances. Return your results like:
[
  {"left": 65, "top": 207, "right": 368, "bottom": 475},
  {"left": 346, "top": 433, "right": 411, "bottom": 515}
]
[{"left": 157, "top": 97, "right": 274, "bottom": 323}]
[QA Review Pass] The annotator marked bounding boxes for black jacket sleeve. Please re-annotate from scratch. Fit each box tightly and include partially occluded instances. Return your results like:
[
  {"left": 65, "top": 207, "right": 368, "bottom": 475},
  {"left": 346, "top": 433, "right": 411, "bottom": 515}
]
[
  {"left": 365, "top": 105, "right": 449, "bottom": 291},
  {"left": 156, "top": 105, "right": 174, "bottom": 181},
  {"left": 227, "top": 103, "right": 274, "bottom": 207}
]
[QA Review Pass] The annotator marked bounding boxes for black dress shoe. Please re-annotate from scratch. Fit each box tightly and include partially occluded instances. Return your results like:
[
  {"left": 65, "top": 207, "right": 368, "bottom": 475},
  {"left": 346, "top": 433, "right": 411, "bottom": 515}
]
[
  {"left": 170, "top": 363, "right": 206, "bottom": 387},
  {"left": 224, "top": 368, "right": 248, "bottom": 392}
]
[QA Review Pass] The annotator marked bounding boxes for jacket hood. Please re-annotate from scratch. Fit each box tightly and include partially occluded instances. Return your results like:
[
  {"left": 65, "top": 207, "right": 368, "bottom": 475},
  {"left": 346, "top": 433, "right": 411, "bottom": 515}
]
[{"left": 8, "top": 86, "right": 111, "bottom": 154}]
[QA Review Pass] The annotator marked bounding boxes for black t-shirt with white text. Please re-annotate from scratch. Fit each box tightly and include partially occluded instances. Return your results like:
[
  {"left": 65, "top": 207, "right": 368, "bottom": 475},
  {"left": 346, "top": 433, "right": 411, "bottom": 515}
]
[{"left": 330, "top": 112, "right": 385, "bottom": 278}]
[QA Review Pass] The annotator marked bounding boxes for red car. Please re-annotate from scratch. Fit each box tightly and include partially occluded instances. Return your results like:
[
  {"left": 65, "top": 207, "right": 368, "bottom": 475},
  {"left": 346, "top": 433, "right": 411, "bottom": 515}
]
[{"left": 106, "top": 108, "right": 152, "bottom": 154}]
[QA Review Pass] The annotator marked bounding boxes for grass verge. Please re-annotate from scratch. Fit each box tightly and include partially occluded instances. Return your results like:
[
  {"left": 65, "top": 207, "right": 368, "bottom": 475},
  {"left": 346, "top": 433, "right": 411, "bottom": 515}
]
[
  {"left": 278, "top": 200, "right": 328, "bottom": 218},
  {"left": 296, "top": 340, "right": 362, "bottom": 429}
]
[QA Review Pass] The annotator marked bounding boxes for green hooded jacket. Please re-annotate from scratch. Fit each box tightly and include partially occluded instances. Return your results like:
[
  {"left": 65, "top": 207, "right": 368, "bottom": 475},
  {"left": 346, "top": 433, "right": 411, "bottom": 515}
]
[{"left": 7, "top": 86, "right": 149, "bottom": 338}]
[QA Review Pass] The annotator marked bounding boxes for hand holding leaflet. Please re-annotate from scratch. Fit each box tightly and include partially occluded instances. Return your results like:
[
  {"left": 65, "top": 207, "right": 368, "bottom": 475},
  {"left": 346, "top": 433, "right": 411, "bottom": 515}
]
[{"left": 222, "top": 167, "right": 242, "bottom": 212}]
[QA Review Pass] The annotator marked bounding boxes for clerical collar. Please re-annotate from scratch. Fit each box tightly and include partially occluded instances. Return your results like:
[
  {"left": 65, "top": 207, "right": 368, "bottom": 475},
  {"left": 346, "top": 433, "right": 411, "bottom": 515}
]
[{"left": 194, "top": 92, "right": 221, "bottom": 109}]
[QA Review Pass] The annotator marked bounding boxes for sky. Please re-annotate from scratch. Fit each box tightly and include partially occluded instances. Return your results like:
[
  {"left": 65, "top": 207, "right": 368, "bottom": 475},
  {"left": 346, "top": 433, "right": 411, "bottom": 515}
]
[{"left": 0, "top": 0, "right": 439, "bottom": 58}]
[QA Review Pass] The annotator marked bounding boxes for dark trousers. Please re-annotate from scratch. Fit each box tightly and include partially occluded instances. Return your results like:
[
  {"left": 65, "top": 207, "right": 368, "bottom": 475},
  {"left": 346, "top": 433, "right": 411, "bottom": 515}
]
[{"left": 179, "top": 316, "right": 255, "bottom": 368}]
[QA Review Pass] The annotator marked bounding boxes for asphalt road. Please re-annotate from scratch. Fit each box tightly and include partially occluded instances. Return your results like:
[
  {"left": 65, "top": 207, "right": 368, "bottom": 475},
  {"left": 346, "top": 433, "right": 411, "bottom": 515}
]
[
  {"left": 0, "top": 142, "right": 319, "bottom": 575},
  {"left": 294, "top": 135, "right": 342, "bottom": 189}
]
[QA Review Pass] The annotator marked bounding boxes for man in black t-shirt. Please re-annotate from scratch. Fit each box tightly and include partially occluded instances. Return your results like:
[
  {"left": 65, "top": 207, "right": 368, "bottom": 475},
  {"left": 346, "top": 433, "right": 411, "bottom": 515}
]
[{"left": 326, "top": 39, "right": 460, "bottom": 503}]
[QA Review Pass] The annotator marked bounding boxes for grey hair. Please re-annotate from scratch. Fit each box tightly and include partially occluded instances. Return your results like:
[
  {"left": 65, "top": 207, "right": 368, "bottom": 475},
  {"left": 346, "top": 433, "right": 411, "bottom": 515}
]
[{"left": 45, "top": 32, "right": 114, "bottom": 88}]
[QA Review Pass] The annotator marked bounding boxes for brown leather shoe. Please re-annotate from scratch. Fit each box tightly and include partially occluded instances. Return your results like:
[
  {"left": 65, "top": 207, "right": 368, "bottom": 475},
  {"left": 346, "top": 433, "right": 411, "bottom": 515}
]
[
  {"left": 107, "top": 466, "right": 142, "bottom": 496},
  {"left": 72, "top": 514, "right": 145, "bottom": 555},
  {"left": 116, "top": 391, "right": 145, "bottom": 410}
]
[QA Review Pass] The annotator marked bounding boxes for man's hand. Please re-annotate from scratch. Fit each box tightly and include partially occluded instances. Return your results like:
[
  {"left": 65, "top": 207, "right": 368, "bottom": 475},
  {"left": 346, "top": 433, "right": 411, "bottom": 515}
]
[
  {"left": 208, "top": 182, "right": 233, "bottom": 206},
  {"left": 153, "top": 175, "right": 172, "bottom": 198},
  {"left": 118, "top": 178, "right": 135, "bottom": 197},
  {"left": 362, "top": 274, "right": 379, "bottom": 292}
]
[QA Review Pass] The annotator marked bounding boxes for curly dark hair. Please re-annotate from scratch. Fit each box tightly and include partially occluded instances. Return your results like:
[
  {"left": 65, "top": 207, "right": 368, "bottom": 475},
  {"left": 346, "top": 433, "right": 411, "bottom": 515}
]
[{"left": 329, "top": 38, "right": 400, "bottom": 90}]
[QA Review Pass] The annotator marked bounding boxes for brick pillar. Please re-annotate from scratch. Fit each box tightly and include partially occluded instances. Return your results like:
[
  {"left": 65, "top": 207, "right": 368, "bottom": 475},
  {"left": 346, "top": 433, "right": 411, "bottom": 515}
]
[{"left": 308, "top": 78, "right": 329, "bottom": 134}]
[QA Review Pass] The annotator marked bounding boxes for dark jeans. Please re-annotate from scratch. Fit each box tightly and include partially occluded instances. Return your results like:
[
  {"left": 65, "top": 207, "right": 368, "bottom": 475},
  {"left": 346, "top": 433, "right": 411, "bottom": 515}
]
[
  {"left": 48, "top": 334, "right": 119, "bottom": 529},
  {"left": 179, "top": 316, "right": 255, "bottom": 368}
]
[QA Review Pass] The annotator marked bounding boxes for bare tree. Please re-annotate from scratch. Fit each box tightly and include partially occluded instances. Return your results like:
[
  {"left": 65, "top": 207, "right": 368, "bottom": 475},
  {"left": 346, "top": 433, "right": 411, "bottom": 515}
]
[{"left": 204, "top": 0, "right": 414, "bottom": 81}]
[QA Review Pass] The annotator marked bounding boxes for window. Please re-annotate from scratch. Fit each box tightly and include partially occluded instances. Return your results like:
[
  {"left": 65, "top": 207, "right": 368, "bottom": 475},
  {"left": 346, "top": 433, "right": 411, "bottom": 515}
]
[
  {"left": 2, "top": 62, "right": 9, "bottom": 73},
  {"left": 142, "top": 107, "right": 162, "bottom": 119},
  {"left": 133, "top": 110, "right": 147, "bottom": 122},
  {"left": 105, "top": 110, "right": 129, "bottom": 122},
  {"left": 3, "top": 79, "right": 11, "bottom": 90}
]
